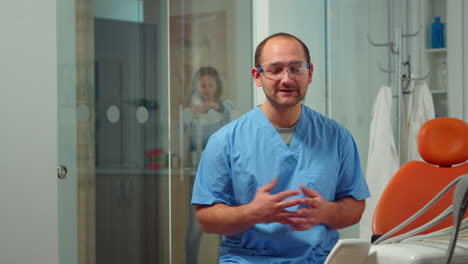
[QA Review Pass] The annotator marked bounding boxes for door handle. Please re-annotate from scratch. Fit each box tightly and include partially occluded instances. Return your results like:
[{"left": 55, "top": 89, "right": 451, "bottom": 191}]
[{"left": 57, "top": 165, "right": 68, "bottom": 179}]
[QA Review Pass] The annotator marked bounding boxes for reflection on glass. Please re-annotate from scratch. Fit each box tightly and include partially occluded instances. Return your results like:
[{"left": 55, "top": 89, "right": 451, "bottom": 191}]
[
  {"left": 68, "top": 0, "right": 252, "bottom": 263},
  {"left": 93, "top": 3, "right": 169, "bottom": 264},
  {"left": 184, "top": 66, "right": 233, "bottom": 263},
  {"left": 106, "top": 105, "right": 120, "bottom": 123},
  {"left": 77, "top": 104, "right": 90, "bottom": 123},
  {"left": 187, "top": 66, "right": 233, "bottom": 167},
  {"left": 136, "top": 106, "right": 149, "bottom": 124},
  {"left": 170, "top": 2, "right": 252, "bottom": 263}
]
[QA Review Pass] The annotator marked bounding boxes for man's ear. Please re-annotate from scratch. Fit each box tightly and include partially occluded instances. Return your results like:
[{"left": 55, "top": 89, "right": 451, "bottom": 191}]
[
  {"left": 308, "top": 63, "right": 314, "bottom": 84},
  {"left": 251, "top": 67, "right": 263, "bottom": 87}
]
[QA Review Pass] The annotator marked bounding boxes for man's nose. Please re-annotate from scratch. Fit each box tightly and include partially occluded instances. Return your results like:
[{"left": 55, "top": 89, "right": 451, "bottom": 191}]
[{"left": 280, "top": 69, "right": 294, "bottom": 81}]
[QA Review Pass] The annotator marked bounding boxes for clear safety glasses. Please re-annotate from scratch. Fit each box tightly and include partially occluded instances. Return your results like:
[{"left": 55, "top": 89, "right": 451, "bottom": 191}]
[{"left": 256, "top": 61, "right": 311, "bottom": 81}]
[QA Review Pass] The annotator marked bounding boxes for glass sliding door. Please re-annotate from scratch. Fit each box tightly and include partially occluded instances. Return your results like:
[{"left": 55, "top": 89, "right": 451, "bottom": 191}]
[
  {"left": 58, "top": 0, "right": 252, "bottom": 263},
  {"left": 57, "top": 0, "right": 79, "bottom": 262},
  {"left": 169, "top": 1, "right": 252, "bottom": 263},
  {"left": 93, "top": 2, "right": 170, "bottom": 262},
  {"left": 326, "top": 0, "right": 390, "bottom": 239},
  {"left": 58, "top": 0, "right": 171, "bottom": 263}
]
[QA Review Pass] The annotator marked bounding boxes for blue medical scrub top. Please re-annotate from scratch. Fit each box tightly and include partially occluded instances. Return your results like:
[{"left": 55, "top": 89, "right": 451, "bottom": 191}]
[{"left": 191, "top": 105, "right": 370, "bottom": 264}]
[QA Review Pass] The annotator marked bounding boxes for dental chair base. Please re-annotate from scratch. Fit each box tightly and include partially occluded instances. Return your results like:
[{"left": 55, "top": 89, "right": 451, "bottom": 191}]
[{"left": 368, "top": 236, "right": 468, "bottom": 264}]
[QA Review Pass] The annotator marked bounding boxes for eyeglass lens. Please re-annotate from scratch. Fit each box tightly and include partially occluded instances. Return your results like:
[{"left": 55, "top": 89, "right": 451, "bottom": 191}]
[{"left": 262, "top": 62, "right": 309, "bottom": 80}]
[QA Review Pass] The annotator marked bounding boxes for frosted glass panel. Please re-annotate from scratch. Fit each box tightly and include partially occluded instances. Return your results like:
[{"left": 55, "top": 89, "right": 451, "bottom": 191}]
[
  {"left": 59, "top": 0, "right": 171, "bottom": 263},
  {"left": 328, "top": 0, "right": 390, "bottom": 239},
  {"left": 59, "top": 0, "right": 253, "bottom": 263},
  {"left": 269, "top": 0, "right": 327, "bottom": 115},
  {"left": 268, "top": 0, "right": 390, "bottom": 239},
  {"left": 169, "top": 1, "right": 253, "bottom": 263}
]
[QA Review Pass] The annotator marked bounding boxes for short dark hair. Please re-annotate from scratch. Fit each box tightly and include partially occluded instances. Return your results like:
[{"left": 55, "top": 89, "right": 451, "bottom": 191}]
[
  {"left": 191, "top": 66, "right": 223, "bottom": 99},
  {"left": 254, "top": 32, "right": 311, "bottom": 67}
]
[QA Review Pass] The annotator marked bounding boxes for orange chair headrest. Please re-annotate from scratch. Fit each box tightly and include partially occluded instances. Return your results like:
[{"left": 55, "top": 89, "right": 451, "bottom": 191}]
[{"left": 418, "top": 117, "right": 468, "bottom": 166}]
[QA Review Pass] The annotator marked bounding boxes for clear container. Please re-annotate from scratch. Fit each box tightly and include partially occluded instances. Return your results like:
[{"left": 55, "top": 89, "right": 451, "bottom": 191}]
[{"left": 436, "top": 60, "right": 447, "bottom": 91}]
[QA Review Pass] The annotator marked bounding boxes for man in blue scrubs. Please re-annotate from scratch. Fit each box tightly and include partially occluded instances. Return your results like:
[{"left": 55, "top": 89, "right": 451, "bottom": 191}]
[{"left": 191, "top": 32, "right": 370, "bottom": 264}]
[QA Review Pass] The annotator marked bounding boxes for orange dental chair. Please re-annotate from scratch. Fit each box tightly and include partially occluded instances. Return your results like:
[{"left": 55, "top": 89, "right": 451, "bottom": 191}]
[
  {"left": 372, "top": 117, "right": 468, "bottom": 241},
  {"left": 324, "top": 117, "right": 468, "bottom": 264}
]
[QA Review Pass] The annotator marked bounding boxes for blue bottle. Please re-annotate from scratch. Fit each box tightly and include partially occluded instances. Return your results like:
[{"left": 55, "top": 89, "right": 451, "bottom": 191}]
[{"left": 431, "top": 16, "right": 444, "bottom": 49}]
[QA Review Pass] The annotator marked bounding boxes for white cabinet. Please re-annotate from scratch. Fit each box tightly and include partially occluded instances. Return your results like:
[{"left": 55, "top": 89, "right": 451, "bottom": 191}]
[
  {"left": 425, "top": 48, "right": 447, "bottom": 117},
  {"left": 416, "top": 0, "right": 466, "bottom": 120},
  {"left": 420, "top": 0, "right": 448, "bottom": 117}
]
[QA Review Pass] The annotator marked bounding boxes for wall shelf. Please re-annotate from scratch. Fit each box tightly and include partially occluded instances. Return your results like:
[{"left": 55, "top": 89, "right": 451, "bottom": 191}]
[
  {"left": 426, "top": 48, "right": 447, "bottom": 53},
  {"left": 431, "top": 89, "right": 447, "bottom": 94}
]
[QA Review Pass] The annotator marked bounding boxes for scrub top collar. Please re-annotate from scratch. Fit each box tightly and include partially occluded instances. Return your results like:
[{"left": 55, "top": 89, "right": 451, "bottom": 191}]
[{"left": 254, "top": 104, "right": 308, "bottom": 155}]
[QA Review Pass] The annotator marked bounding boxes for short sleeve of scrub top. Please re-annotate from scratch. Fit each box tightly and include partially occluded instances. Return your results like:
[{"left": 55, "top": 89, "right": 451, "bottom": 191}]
[
  {"left": 335, "top": 129, "right": 371, "bottom": 201},
  {"left": 191, "top": 130, "right": 234, "bottom": 206}
]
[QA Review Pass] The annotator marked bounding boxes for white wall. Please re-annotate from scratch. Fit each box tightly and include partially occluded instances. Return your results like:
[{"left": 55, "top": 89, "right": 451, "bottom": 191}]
[
  {"left": 447, "top": 0, "right": 466, "bottom": 120},
  {"left": 252, "top": 0, "right": 268, "bottom": 105},
  {"left": 0, "top": 1, "right": 58, "bottom": 263},
  {"left": 268, "top": 0, "right": 327, "bottom": 115},
  {"left": 227, "top": 1, "right": 254, "bottom": 112}
]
